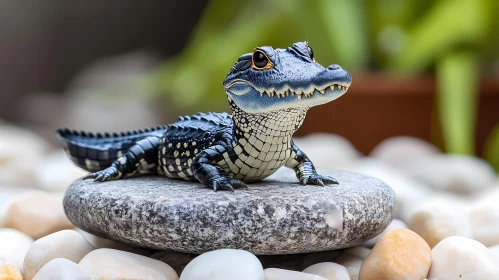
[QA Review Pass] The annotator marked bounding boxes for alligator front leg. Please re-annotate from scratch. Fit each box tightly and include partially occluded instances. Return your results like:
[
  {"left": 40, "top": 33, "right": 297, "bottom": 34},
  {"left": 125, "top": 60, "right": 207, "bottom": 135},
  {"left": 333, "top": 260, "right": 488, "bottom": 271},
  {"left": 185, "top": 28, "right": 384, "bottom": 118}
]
[
  {"left": 285, "top": 140, "right": 339, "bottom": 186},
  {"left": 191, "top": 144, "right": 247, "bottom": 192},
  {"left": 84, "top": 136, "right": 160, "bottom": 181}
]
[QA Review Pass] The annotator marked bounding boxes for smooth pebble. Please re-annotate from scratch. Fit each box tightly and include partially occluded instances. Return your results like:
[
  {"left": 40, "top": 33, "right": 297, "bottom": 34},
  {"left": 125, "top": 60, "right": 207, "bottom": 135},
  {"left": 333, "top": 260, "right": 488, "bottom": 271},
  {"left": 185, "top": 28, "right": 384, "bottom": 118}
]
[
  {"left": 0, "top": 228, "right": 34, "bottom": 275},
  {"left": 79, "top": 248, "right": 178, "bottom": 280},
  {"left": 334, "top": 247, "right": 371, "bottom": 280},
  {"left": 489, "top": 244, "right": 499, "bottom": 263},
  {"left": 350, "top": 158, "right": 434, "bottom": 222},
  {"left": 359, "top": 228, "right": 431, "bottom": 280},
  {"left": 469, "top": 186, "right": 499, "bottom": 246},
  {"left": 408, "top": 197, "right": 472, "bottom": 248},
  {"left": 402, "top": 155, "right": 496, "bottom": 194},
  {"left": 4, "top": 191, "right": 73, "bottom": 239},
  {"left": 293, "top": 133, "right": 360, "bottom": 168},
  {"left": 302, "top": 262, "right": 350, "bottom": 280},
  {"left": 23, "top": 230, "right": 94, "bottom": 280},
  {"left": 264, "top": 268, "right": 328, "bottom": 280},
  {"left": 0, "top": 264, "right": 23, "bottom": 280},
  {"left": 370, "top": 136, "right": 439, "bottom": 167},
  {"left": 32, "top": 258, "right": 91, "bottom": 280},
  {"left": 180, "top": 249, "right": 263, "bottom": 280},
  {"left": 33, "top": 151, "right": 87, "bottom": 193},
  {"left": 428, "top": 236, "right": 498, "bottom": 279},
  {"left": 0, "top": 124, "right": 51, "bottom": 187}
]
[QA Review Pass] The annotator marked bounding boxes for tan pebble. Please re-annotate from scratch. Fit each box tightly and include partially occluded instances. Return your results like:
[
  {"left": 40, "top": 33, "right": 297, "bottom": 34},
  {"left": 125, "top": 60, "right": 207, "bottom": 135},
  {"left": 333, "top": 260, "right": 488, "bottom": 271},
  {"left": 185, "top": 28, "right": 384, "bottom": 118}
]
[
  {"left": 302, "top": 262, "right": 350, "bottom": 280},
  {"left": 0, "top": 264, "right": 23, "bottom": 280},
  {"left": 359, "top": 228, "right": 431, "bottom": 280},
  {"left": 364, "top": 219, "right": 408, "bottom": 248},
  {"left": 264, "top": 268, "right": 328, "bottom": 280},
  {"left": 4, "top": 191, "right": 73, "bottom": 239}
]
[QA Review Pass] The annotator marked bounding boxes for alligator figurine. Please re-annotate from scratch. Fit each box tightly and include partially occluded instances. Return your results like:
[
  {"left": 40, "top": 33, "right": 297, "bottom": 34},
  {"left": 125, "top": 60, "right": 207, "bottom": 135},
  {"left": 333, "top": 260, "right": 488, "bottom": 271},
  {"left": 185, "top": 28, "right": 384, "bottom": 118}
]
[{"left": 57, "top": 42, "right": 352, "bottom": 192}]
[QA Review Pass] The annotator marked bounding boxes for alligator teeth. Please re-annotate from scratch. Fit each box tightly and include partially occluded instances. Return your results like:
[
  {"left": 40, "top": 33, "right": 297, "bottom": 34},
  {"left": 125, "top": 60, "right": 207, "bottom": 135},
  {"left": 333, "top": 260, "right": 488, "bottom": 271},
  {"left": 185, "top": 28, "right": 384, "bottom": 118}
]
[
  {"left": 260, "top": 91, "right": 264, "bottom": 97},
  {"left": 319, "top": 88, "right": 326, "bottom": 94},
  {"left": 296, "top": 93, "right": 302, "bottom": 100}
]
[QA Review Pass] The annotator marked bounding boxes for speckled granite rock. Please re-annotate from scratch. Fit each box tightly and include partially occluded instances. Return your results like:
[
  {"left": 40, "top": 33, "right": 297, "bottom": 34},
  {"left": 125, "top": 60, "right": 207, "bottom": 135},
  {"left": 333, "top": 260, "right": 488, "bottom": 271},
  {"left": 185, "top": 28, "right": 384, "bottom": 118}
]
[{"left": 63, "top": 169, "right": 395, "bottom": 254}]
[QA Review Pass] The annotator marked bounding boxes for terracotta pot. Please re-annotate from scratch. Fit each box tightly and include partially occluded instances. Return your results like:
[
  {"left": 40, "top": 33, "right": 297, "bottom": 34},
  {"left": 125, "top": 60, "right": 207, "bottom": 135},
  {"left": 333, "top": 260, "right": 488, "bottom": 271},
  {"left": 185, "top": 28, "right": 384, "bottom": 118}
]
[{"left": 297, "top": 73, "right": 499, "bottom": 155}]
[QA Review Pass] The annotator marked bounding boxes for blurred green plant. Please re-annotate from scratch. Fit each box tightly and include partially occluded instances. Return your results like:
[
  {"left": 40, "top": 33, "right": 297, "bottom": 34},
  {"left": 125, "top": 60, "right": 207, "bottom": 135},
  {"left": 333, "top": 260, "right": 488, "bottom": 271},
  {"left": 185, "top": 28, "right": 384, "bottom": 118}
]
[{"left": 153, "top": 0, "right": 499, "bottom": 169}]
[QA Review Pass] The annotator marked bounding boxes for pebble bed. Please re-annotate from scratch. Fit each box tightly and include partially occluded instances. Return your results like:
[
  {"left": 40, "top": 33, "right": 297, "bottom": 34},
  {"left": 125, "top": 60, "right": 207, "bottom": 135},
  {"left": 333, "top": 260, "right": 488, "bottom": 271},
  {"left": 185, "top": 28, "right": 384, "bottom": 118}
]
[{"left": 1, "top": 125, "right": 499, "bottom": 279}]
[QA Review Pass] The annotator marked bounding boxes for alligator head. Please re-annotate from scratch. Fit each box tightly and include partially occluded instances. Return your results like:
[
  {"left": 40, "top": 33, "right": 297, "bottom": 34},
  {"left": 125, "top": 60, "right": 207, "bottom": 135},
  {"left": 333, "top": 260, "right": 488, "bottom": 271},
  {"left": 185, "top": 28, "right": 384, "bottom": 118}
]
[{"left": 223, "top": 42, "right": 352, "bottom": 113}]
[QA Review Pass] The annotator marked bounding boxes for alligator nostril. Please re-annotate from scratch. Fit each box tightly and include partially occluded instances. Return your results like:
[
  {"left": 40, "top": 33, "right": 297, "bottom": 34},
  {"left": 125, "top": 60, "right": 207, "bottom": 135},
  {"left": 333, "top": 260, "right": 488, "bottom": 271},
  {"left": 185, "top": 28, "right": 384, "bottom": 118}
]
[{"left": 327, "top": 64, "right": 341, "bottom": 70}]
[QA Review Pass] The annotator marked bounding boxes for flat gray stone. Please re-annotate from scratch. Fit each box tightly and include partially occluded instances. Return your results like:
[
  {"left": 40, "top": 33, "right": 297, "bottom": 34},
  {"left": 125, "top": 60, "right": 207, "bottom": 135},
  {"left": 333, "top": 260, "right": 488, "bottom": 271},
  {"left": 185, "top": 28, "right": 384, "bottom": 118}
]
[{"left": 64, "top": 169, "right": 395, "bottom": 254}]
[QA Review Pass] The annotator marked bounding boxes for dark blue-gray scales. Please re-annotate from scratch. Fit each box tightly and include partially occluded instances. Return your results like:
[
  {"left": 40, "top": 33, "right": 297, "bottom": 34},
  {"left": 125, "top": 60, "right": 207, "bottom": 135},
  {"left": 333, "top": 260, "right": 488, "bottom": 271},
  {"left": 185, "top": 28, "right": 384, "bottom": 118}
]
[{"left": 57, "top": 41, "right": 352, "bottom": 191}]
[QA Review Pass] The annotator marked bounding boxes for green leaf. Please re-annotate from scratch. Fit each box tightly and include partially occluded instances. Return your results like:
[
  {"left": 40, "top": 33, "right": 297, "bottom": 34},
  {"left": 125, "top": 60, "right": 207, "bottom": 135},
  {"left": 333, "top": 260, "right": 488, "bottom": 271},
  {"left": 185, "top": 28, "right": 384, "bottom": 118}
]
[
  {"left": 317, "top": 0, "right": 368, "bottom": 70},
  {"left": 436, "top": 50, "right": 477, "bottom": 155},
  {"left": 483, "top": 124, "right": 499, "bottom": 173},
  {"left": 389, "top": 0, "right": 489, "bottom": 73}
]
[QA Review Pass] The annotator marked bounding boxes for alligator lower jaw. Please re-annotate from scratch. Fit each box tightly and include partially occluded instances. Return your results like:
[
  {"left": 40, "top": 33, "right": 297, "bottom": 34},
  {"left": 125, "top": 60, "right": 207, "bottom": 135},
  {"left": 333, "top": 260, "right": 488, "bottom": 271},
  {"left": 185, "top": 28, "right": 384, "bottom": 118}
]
[{"left": 259, "top": 84, "right": 349, "bottom": 100}]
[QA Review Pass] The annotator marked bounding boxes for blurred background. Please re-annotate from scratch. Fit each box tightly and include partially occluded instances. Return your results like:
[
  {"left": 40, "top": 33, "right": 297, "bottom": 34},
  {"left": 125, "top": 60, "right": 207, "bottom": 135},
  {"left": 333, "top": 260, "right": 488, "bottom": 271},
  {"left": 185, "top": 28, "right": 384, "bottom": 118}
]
[
  {"left": 1, "top": 0, "right": 498, "bottom": 170},
  {"left": 2, "top": 1, "right": 499, "bottom": 269}
]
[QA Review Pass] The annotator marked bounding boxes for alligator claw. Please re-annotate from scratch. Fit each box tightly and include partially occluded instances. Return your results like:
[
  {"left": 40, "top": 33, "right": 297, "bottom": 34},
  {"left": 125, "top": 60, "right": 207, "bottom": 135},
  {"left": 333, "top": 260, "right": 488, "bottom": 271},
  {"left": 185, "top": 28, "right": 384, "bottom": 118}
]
[
  {"left": 84, "top": 166, "right": 120, "bottom": 182},
  {"left": 206, "top": 177, "right": 247, "bottom": 192},
  {"left": 300, "top": 174, "right": 338, "bottom": 186}
]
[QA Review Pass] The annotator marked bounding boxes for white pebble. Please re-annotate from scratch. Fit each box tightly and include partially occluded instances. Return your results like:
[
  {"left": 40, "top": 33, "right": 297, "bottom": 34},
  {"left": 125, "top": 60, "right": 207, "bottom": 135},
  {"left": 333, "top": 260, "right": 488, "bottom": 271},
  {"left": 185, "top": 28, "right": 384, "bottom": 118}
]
[
  {"left": 180, "top": 249, "right": 263, "bottom": 280},
  {"left": 0, "top": 124, "right": 51, "bottom": 187},
  {"left": 264, "top": 268, "right": 328, "bottom": 280},
  {"left": 349, "top": 158, "right": 434, "bottom": 222},
  {"left": 489, "top": 244, "right": 499, "bottom": 263},
  {"left": 334, "top": 247, "right": 371, "bottom": 280},
  {"left": 469, "top": 186, "right": 499, "bottom": 246},
  {"left": 23, "top": 230, "right": 94, "bottom": 280},
  {"left": 428, "top": 236, "right": 498, "bottom": 279},
  {"left": 0, "top": 228, "right": 34, "bottom": 275},
  {"left": 33, "top": 151, "right": 87, "bottom": 193},
  {"left": 408, "top": 197, "right": 472, "bottom": 248},
  {"left": 370, "top": 136, "right": 439, "bottom": 167},
  {"left": 363, "top": 219, "right": 408, "bottom": 248},
  {"left": 3, "top": 191, "right": 74, "bottom": 239},
  {"left": 32, "top": 258, "right": 91, "bottom": 280},
  {"left": 80, "top": 248, "right": 178, "bottom": 280},
  {"left": 302, "top": 262, "right": 350, "bottom": 280},
  {"left": 293, "top": 133, "right": 360, "bottom": 169},
  {"left": 402, "top": 155, "right": 496, "bottom": 194}
]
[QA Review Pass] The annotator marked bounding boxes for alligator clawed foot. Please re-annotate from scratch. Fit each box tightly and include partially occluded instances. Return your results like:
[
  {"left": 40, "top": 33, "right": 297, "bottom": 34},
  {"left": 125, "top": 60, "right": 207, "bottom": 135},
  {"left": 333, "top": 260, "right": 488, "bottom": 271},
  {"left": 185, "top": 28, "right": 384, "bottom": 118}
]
[
  {"left": 206, "top": 177, "right": 248, "bottom": 192},
  {"left": 299, "top": 174, "right": 339, "bottom": 186},
  {"left": 83, "top": 166, "right": 120, "bottom": 182}
]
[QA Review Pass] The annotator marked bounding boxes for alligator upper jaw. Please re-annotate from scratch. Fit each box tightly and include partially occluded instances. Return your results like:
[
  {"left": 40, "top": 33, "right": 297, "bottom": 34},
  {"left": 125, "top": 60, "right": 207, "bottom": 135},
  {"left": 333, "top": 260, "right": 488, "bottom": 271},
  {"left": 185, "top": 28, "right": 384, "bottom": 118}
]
[{"left": 256, "top": 83, "right": 350, "bottom": 100}]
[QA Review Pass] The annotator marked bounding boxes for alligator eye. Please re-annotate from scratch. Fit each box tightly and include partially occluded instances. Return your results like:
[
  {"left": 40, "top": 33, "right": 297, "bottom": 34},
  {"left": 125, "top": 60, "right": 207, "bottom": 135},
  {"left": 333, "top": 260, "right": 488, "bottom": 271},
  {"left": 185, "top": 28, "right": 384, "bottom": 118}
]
[
  {"left": 308, "top": 46, "right": 315, "bottom": 61},
  {"left": 252, "top": 50, "right": 273, "bottom": 70}
]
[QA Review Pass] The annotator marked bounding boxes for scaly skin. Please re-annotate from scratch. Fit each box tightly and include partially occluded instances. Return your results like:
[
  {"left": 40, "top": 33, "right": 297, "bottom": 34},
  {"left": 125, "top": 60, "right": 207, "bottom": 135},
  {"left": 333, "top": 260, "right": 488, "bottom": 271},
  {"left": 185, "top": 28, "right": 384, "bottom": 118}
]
[{"left": 57, "top": 42, "right": 352, "bottom": 191}]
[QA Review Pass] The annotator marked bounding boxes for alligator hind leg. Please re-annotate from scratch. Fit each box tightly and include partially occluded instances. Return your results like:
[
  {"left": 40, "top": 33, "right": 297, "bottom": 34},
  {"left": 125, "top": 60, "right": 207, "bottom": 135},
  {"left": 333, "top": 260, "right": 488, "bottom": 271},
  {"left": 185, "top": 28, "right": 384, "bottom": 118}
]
[
  {"left": 191, "top": 143, "right": 247, "bottom": 192},
  {"left": 84, "top": 136, "right": 161, "bottom": 182}
]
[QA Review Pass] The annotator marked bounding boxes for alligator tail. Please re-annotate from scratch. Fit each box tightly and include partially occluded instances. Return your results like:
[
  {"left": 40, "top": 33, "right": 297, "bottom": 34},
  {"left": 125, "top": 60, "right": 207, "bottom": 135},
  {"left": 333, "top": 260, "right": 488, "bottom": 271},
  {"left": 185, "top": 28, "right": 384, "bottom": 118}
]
[{"left": 56, "top": 126, "right": 168, "bottom": 172}]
